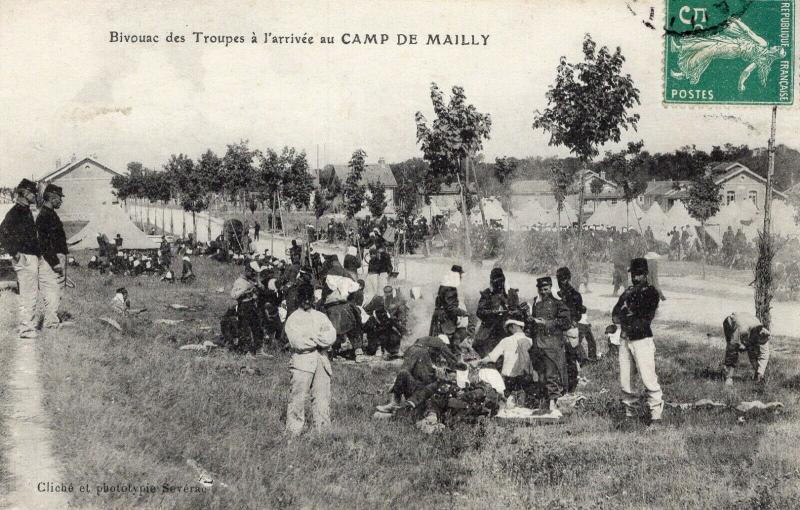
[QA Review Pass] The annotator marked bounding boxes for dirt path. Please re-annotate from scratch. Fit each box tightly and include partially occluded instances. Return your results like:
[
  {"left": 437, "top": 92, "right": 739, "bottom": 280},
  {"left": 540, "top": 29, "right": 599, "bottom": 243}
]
[{"left": 5, "top": 336, "right": 69, "bottom": 510}]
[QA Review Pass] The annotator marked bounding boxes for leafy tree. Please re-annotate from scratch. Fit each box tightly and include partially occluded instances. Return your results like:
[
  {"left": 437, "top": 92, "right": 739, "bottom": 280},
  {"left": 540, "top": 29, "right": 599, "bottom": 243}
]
[
  {"left": 589, "top": 177, "right": 604, "bottom": 210},
  {"left": 686, "top": 170, "right": 723, "bottom": 279},
  {"left": 391, "top": 158, "right": 432, "bottom": 221},
  {"left": 197, "top": 149, "right": 223, "bottom": 241},
  {"left": 532, "top": 33, "right": 640, "bottom": 230},
  {"left": 279, "top": 147, "right": 314, "bottom": 210},
  {"left": 415, "top": 83, "right": 492, "bottom": 258},
  {"left": 597, "top": 141, "right": 650, "bottom": 228},
  {"left": 366, "top": 181, "right": 387, "bottom": 218},
  {"left": 165, "top": 154, "right": 204, "bottom": 238},
  {"left": 343, "top": 149, "right": 367, "bottom": 219},
  {"left": 221, "top": 140, "right": 257, "bottom": 211},
  {"left": 493, "top": 157, "right": 518, "bottom": 220},
  {"left": 313, "top": 191, "right": 329, "bottom": 230}
]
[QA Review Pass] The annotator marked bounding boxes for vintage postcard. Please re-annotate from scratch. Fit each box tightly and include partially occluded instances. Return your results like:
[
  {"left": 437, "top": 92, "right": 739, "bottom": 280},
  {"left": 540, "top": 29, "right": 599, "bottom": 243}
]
[{"left": 0, "top": 0, "right": 799, "bottom": 508}]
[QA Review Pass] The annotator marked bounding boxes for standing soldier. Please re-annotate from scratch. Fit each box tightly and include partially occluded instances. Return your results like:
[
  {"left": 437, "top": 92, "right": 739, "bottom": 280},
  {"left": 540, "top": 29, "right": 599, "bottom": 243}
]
[
  {"left": 0, "top": 179, "right": 42, "bottom": 338},
  {"left": 530, "top": 276, "right": 571, "bottom": 417},
  {"left": 429, "top": 265, "right": 469, "bottom": 341},
  {"left": 159, "top": 236, "right": 172, "bottom": 269},
  {"left": 556, "top": 267, "right": 588, "bottom": 392},
  {"left": 612, "top": 257, "right": 663, "bottom": 424},
  {"left": 363, "top": 285, "right": 407, "bottom": 359},
  {"left": 230, "top": 261, "right": 266, "bottom": 355},
  {"left": 36, "top": 183, "right": 70, "bottom": 329},
  {"left": 285, "top": 283, "right": 337, "bottom": 436}
]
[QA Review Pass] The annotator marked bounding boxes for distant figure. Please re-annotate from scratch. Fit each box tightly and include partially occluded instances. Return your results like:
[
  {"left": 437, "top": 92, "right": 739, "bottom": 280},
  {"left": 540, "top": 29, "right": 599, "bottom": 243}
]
[
  {"left": 180, "top": 256, "right": 195, "bottom": 283},
  {"left": 114, "top": 233, "right": 123, "bottom": 248},
  {"left": 111, "top": 287, "right": 147, "bottom": 316},
  {"left": 254, "top": 221, "right": 261, "bottom": 241}
]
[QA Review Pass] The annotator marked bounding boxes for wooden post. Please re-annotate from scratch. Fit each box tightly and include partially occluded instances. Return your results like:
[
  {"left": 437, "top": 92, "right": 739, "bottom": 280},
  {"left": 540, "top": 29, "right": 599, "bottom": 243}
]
[
  {"left": 456, "top": 165, "right": 471, "bottom": 261},
  {"left": 763, "top": 106, "right": 777, "bottom": 238}
]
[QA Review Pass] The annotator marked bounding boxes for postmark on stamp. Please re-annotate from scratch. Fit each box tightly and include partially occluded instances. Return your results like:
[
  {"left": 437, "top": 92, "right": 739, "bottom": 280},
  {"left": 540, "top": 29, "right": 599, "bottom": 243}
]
[{"left": 664, "top": 0, "right": 794, "bottom": 105}]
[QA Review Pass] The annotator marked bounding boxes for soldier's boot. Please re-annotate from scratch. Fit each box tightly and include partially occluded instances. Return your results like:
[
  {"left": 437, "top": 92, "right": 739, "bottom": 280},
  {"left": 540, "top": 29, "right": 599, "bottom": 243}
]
[{"left": 376, "top": 393, "right": 403, "bottom": 413}]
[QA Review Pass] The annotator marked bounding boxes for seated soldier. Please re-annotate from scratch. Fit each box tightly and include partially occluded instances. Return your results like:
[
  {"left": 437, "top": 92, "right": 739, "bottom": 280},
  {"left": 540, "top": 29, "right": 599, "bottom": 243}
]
[
  {"left": 87, "top": 255, "right": 100, "bottom": 270},
  {"left": 723, "top": 312, "right": 771, "bottom": 387},
  {"left": 161, "top": 269, "right": 176, "bottom": 283},
  {"left": 376, "top": 326, "right": 464, "bottom": 413},
  {"left": 111, "top": 287, "right": 147, "bottom": 315},
  {"left": 67, "top": 256, "right": 79, "bottom": 267},
  {"left": 472, "top": 317, "right": 535, "bottom": 407},
  {"left": 180, "top": 255, "right": 196, "bottom": 283}
]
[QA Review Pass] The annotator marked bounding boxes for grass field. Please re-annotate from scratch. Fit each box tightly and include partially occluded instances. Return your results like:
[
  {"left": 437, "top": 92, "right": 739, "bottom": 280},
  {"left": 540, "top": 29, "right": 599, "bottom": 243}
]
[{"left": 16, "top": 256, "right": 800, "bottom": 509}]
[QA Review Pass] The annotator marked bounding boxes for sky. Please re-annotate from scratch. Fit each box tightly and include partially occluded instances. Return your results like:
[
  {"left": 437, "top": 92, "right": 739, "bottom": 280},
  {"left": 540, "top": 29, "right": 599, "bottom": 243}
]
[{"left": 1, "top": 0, "right": 798, "bottom": 186}]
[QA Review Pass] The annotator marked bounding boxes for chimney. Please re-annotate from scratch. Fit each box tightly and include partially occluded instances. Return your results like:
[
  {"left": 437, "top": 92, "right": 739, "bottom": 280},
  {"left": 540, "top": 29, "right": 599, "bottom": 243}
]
[{"left": 378, "top": 157, "right": 386, "bottom": 166}]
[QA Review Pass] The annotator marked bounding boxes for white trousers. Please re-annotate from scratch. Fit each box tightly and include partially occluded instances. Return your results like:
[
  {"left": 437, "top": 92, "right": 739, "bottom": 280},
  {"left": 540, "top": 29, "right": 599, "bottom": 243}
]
[
  {"left": 37, "top": 258, "right": 62, "bottom": 328},
  {"left": 12, "top": 253, "right": 39, "bottom": 334},
  {"left": 619, "top": 337, "right": 663, "bottom": 419}
]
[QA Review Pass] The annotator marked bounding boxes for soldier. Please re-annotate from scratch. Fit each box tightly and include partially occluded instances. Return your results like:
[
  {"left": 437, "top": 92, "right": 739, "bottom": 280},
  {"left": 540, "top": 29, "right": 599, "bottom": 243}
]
[
  {"left": 530, "top": 276, "right": 571, "bottom": 417},
  {"left": 429, "top": 265, "right": 469, "bottom": 342},
  {"left": 0, "top": 179, "right": 42, "bottom": 338},
  {"left": 722, "top": 312, "right": 771, "bottom": 388},
  {"left": 230, "top": 261, "right": 267, "bottom": 355},
  {"left": 159, "top": 236, "right": 172, "bottom": 268},
  {"left": 363, "top": 285, "right": 407, "bottom": 359},
  {"left": 36, "top": 183, "right": 70, "bottom": 329},
  {"left": 473, "top": 267, "right": 519, "bottom": 357},
  {"left": 612, "top": 257, "right": 663, "bottom": 424},
  {"left": 556, "top": 267, "right": 587, "bottom": 393},
  {"left": 473, "top": 317, "right": 534, "bottom": 407},
  {"left": 180, "top": 255, "right": 195, "bottom": 283},
  {"left": 285, "top": 283, "right": 337, "bottom": 436}
]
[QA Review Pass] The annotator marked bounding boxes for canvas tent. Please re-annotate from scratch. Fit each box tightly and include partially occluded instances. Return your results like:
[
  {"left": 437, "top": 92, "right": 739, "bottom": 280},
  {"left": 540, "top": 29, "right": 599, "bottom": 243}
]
[
  {"left": 641, "top": 203, "right": 669, "bottom": 240},
  {"left": 68, "top": 204, "right": 158, "bottom": 250},
  {"left": 509, "top": 199, "right": 548, "bottom": 230},
  {"left": 585, "top": 201, "right": 612, "bottom": 227},
  {"left": 665, "top": 200, "right": 699, "bottom": 230}
]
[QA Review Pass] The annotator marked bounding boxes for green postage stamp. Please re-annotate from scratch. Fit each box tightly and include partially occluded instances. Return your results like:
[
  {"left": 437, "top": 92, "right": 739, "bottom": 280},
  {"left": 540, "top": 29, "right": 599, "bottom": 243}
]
[{"left": 664, "top": 0, "right": 794, "bottom": 105}]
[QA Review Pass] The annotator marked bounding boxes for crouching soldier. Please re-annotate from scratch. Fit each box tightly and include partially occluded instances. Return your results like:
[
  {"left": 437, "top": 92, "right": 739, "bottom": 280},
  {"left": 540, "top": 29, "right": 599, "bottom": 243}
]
[
  {"left": 376, "top": 325, "right": 464, "bottom": 413},
  {"left": 722, "top": 312, "right": 770, "bottom": 387},
  {"left": 285, "top": 283, "right": 337, "bottom": 435},
  {"left": 363, "top": 285, "right": 407, "bottom": 359},
  {"left": 473, "top": 316, "right": 535, "bottom": 407},
  {"left": 180, "top": 255, "right": 195, "bottom": 283}
]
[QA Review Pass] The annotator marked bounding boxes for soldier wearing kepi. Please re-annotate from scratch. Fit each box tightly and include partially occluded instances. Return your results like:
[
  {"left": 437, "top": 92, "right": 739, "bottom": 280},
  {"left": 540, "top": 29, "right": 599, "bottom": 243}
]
[
  {"left": 36, "top": 183, "right": 70, "bottom": 329},
  {"left": 612, "top": 257, "right": 663, "bottom": 424},
  {"left": 284, "top": 283, "right": 337, "bottom": 436},
  {"left": 0, "top": 179, "right": 42, "bottom": 338},
  {"left": 556, "top": 266, "right": 588, "bottom": 393},
  {"left": 722, "top": 312, "right": 771, "bottom": 388},
  {"left": 530, "top": 276, "right": 571, "bottom": 417},
  {"left": 473, "top": 267, "right": 519, "bottom": 357}
]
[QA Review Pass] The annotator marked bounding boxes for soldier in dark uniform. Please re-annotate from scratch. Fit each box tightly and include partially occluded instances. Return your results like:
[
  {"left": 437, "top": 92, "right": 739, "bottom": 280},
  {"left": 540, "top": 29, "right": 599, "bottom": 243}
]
[
  {"left": 289, "top": 239, "right": 302, "bottom": 266},
  {"left": 612, "top": 257, "right": 663, "bottom": 423},
  {"left": 530, "top": 276, "right": 571, "bottom": 417},
  {"left": 429, "top": 265, "right": 469, "bottom": 340},
  {"left": 363, "top": 285, "right": 408, "bottom": 358},
  {"left": 473, "top": 267, "right": 519, "bottom": 357},
  {"left": 0, "top": 179, "right": 42, "bottom": 338},
  {"left": 556, "top": 267, "right": 586, "bottom": 393},
  {"left": 36, "top": 184, "right": 69, "bottom": 329},
  {"left": 159, "top": 236, "right": 172, "bottom": 269}
]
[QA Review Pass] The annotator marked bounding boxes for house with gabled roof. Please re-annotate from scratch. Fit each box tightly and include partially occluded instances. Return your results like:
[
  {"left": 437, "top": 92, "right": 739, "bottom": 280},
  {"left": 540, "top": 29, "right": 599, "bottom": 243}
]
[{"left": 38, "top": 157, "right": 123, "bottom": 221}]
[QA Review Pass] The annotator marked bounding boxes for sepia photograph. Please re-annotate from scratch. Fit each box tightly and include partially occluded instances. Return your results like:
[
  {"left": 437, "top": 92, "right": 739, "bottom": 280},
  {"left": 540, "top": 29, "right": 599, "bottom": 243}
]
[{"left": 0, "top": 0, "right": 798, "bottom": 508}]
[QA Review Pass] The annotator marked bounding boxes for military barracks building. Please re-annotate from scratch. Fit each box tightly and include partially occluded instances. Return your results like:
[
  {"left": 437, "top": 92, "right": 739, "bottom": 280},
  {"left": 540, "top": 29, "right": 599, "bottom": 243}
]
[{"left": 38, "top": 157, "right": 122, "bottom": 221}]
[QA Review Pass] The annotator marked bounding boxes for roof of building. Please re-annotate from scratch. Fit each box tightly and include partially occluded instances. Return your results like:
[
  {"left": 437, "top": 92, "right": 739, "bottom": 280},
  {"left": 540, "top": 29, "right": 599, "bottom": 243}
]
[
  {"left": 713, "top": 162, "right": 787, "bottom": 199},
  {"left": 39, "top": 157, "right": 122, "bottom": 182},
  {"left": 330, "top": 162, "right": 397, "bottom": 188}
]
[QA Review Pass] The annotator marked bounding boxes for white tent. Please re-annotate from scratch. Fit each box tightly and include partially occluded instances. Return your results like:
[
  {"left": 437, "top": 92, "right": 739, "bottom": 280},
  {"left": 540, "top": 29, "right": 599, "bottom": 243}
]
[
  {"left": 641, "top": 203, "right": 669, "bottom": 239},
  {"left": 665, "top": 200, "right": 699, "bottom": 230},
  {"left": 68, "top": 204, "right": 158, "bottom": 250},
  {"left": 772, "top": 201, "right": 800, "bottom": 238},
  {"left": 739, "top": 199, "right": 759, "bottom": 222},
  {"left": 600, "top": 201, "right": 645, "bottom": 230},
  {"left": 509, "top": 199, "right": 549, "bottom": 230},
  {"left": 585, "top": 201, "right": 612, "bottom": 226},
  {"left": 470, "top": 197, "right": 508, "bottom": 226}
]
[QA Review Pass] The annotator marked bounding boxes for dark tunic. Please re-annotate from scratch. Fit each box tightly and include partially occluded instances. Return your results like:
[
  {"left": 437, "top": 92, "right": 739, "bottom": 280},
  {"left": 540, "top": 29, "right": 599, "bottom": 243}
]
[
  {"left": 473, "top": 288, "right": 519, "bottom": 356},
  {"left": 0, "top": 203, "right": 40, "bottom": 257},
  {"left": 36, "top": 206, "right": 67, "bottom": 269},
  {"left": 429, "top": 285, "right": 467, "bottom": 336},
  {"left": 611, "top": 282, "right": 660, "bottom": 341}
]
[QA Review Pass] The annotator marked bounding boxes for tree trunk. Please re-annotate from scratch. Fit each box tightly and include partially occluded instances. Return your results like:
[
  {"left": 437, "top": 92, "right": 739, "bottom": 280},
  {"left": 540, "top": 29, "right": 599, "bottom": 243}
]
[
  {"left": 456, "top": 162, "right": 472, "bottom": 261},
  {"left": 207, "top": 197, "right": 213, "bottom": 245},
  {"left": 161, "top": 204, "right": 165, "bottom": 234},
  {"left": 626, "top": 201, "right": 630, "bottom": 230},
  {"left": 755, "top": 106, "right": 777, "bottom": 329},
  {"left": 469, "top": 156, "right": 488, "bottom": 228},
  {"left": 182, "top": 209, "right": 186, "bottom": 238},
  {"left": 556, "top": 205, "right": 562, "bottom": 253},
  {"left": 700, "top": 220, "right": 706, "bottom": 280},
  {"left": 170, "top": 207, "right": 174, "bottom": 235},
  {"left": 192, "top": 211, "right": 197, "bottom": 240}
]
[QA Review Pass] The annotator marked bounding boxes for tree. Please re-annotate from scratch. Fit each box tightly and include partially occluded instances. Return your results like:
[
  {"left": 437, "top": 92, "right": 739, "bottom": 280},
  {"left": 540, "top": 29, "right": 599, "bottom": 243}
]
[
  {"left": 279, "top": 147, "right": 314, "bottom": 210},
  {"left": 550, "top": 162, "right": 573, "bottom": 251},
  {"left": 313, "top": 191, "right": 329, "bottom": 230},
  {"left": 597, "top": 141, "right": 650, "bottom": 228},
  {"left": 493, "top": 157, "right": 518, "bottom": 222},
  {"left": 221, "top": 140, "right": 256, "bottom": 211},
  {"left": 686, "top": 170, "right": 723, "bottom": 279},
  {"left": 589, "top": 177, "right": 604, "bottom": 210},
  {"left": 366, "top": 181, "right": 387, "bottom": 218},
  {"left": 391, "top": 158, "right": 433, "bottom": 221},
  {"left": 165, "top": 154, "right": 204, "bottom": 239},
  {"left": 343, "top": 149, "right": 367, "bottom": 219},
  {"left": 533, "top": 33, "right": 640, "bottom": 230},
  {"left": 416, "top": 83, "right": 492, "bottom": 258},
  {"left": 197, "top": 149, "right": 223, "bottom": 242}
]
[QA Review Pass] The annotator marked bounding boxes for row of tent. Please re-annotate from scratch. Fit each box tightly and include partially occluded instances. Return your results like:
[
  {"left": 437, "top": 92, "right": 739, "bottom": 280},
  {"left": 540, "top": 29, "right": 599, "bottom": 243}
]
[{"left": 437, "top": 196, "right": 800, "bottom": 242}]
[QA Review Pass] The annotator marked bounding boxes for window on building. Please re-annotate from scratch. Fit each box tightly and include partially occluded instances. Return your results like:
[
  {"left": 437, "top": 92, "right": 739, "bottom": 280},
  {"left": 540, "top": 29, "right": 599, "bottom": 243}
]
[
  {"left": 748, "top": 190, "right": 758, "bottom": 207},
  {"left": 611, "top": 199, "right": 617, "bottom": 205},
  {"left": 726, "top": 191, "right": 736, "bottom": 205}
]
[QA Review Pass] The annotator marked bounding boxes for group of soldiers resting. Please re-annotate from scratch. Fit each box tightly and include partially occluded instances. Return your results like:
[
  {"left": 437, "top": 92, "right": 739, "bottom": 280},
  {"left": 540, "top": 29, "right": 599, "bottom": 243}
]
[{"left": 86, "top": 234, "right": 195, "bottom": 282}]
